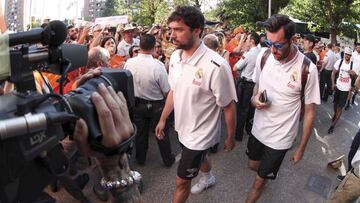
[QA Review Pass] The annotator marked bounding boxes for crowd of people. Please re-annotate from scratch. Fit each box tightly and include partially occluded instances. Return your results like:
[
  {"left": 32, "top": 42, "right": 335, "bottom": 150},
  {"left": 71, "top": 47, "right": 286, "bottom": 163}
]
[{"left": 1, "top": 4, "right": 360, "bottom": 203}]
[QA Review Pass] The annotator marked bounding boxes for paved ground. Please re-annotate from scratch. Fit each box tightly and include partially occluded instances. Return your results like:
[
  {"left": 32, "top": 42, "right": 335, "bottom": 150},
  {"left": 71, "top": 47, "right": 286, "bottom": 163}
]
[{"left": 50, "top": 95, "right": 360, "bottom": 203}]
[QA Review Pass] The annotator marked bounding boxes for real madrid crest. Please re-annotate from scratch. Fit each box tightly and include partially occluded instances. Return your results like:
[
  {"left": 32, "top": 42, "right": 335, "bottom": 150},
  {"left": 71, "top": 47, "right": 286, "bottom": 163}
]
[
  {"left": 192, "top": 68, "right": 203, "bottom": 86},
  {"left": 195, "top": 68, "right": 204, "bottom": 79},
  {"left": 290, "top": 69, "right": 298, "bottom": 82}
]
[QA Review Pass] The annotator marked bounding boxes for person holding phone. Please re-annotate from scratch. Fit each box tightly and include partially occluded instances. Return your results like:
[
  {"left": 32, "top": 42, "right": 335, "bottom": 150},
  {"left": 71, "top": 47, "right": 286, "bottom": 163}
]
[{"left": 247, "top": 14, "right": 320, "bottom": 203}]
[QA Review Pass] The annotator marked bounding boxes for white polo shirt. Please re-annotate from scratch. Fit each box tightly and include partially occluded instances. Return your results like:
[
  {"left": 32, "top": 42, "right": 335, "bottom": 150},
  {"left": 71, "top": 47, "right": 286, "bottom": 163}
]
[
  {"left": 124, "top": 53, "right": 170, "bottom": 101},
  {"left": 117, "top": 38, "right": 140, "bottom": 57},
  {"left": 169, "top": 43, "right": 237, "bottom": 150},
  {"left": 234, "top": 46, "right": 261, "bottom": 81},
  {"left": 323, "top": 50, "right": 337, "bottom": 71},
  {"left": 352, "top": 51, "right": 360, "bottom": 74},
  {"left": 334, "top": 59, "right": 352, "bottom": 92},
  {"left": 252, "top": 48, "right": 321, "bottom": 150}
]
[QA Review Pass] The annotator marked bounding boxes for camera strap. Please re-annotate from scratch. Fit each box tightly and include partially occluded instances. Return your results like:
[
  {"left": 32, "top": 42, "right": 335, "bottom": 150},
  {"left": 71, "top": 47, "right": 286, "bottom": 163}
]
[{"left": 90, "top": 124, "right": 137, "bottom": 156}]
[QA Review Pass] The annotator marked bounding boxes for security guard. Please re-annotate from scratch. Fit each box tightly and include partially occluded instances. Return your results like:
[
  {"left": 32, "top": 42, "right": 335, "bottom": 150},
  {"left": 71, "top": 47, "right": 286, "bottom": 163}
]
[
  {"left": 124, "top": 34, "right": 175, "bottom": 167},
  {"left": 233, "top": 32, "right": 261, "bottom": 141}
]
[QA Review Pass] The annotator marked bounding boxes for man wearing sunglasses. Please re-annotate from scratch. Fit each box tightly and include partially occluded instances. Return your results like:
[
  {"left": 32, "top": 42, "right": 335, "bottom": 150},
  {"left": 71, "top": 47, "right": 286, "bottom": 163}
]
[{"left": 246, "top": 14, "right": 320, "bottom": 203}]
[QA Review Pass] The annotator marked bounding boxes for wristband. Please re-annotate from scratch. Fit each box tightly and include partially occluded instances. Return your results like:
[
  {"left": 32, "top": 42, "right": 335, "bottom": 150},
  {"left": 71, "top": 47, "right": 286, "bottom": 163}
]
[
  {"left": 90, "top": 123, "right": 137, "bottom": 156},
  {"left": 101, "top": 170, "right": 142, "bottom": 190}
]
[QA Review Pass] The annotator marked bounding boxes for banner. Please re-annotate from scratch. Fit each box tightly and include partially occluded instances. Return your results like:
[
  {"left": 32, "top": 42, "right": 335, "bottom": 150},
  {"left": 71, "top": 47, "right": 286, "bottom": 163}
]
[
  {"left": 73, "top": 19, "right": 94, "bottom": 27},
  {"left": 95, "top": 16, "right": 128, "bottom": 26}
]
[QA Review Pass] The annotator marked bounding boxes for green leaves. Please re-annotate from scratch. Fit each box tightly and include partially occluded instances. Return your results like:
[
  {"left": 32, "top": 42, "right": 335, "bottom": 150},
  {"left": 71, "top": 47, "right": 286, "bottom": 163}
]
[
  {"left": 217, "top": 0, "right": 289, "bottom": 30},
  {"left": 280, "top": 0, "right": 360, "bottom": 43}
]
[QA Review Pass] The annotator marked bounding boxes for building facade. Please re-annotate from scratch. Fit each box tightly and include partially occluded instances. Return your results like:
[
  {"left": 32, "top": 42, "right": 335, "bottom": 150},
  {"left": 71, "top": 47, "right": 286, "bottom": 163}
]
[{"left": 84, "top": 0, "right": 106, "bottom": 21}]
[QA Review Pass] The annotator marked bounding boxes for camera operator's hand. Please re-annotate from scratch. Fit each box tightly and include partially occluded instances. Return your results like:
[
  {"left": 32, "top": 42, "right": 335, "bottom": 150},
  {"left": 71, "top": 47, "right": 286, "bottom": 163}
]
[{"left": 73, "top": 83, "right": 133, "bottom": 157}]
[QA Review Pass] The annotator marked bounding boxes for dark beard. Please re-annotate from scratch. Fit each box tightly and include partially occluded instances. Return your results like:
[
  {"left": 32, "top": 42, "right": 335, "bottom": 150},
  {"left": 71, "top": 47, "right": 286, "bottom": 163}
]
[
  {"left": 70, "top": 35, "right": 77, "bottom": 41},
  {"left": 174, "top": 37, "right": 194, "bottom": 50}
]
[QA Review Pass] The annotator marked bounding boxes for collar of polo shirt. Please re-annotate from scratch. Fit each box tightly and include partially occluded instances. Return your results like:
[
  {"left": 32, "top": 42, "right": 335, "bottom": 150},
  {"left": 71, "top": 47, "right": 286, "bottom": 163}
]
[{"left": 176, "top": 42, "right": 207, "bottom": 66}]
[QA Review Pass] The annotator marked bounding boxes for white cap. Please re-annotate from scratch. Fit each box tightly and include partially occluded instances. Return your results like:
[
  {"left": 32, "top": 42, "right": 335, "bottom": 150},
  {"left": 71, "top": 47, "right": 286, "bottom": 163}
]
[{"left": 344, "top": 47, "right": 353, "bottom": 55}]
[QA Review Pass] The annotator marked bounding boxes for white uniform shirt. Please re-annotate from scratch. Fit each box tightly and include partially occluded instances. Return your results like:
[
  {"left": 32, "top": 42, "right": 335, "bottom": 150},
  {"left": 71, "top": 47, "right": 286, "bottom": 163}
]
[
  {"left": 124, "top": 53, "right": 170, "bottom": 100},
  {"left": 351, "top": 51, "right": 360, "bottom": 74},
  {"left": 334, "top": 59, "right": 352, "bottom": 92},
  {"left": 251, "top": 49, "right": 321, "bottom": 150},
  {"left": 169, "top": 43, "right": 237, "bottom": 150},
  {"left": 352, "top": 147, "right": 360, "bottom": 177},
  {"left": 234, "top": 46, "right": 261, "bottom": 81},
  {"left": 116, "top": 38, "right": 140, "bottom": 57},
  {"left": 313, "top": 50, "right": 320, "bottom": 63},
  {"left": 323, "top": 50, "right": 337, "bottom": 71}
]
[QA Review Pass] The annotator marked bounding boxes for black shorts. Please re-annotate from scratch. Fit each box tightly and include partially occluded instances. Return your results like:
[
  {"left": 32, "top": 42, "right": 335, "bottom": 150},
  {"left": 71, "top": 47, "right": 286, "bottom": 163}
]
[
  {"left": 246, "top": 135, "right": 288, "bottom": 180},
  {"left": 333, "top": 89, "right": 349, "bottom": 108},
  {"left": 177, "top": 144, "right": 208, "bottom": 180}
]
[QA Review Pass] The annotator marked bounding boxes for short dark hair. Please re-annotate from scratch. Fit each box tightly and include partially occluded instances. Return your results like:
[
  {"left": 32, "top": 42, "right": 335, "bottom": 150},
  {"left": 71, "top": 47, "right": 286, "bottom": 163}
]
[
  {"left": 327, "top": 44, "right": 333, "bottom": 49},
  {"left": 140, "top": 34, "right": 156, "bottom": 51},
  {"left": 257, "top": 14, "right": 295, "bottom": 41},
  {"left": 249, "top": 32, "right": 260, "bottom": 45},
  {"left": 67, "top": 25, "right": 74, "bottom": 30},
  {"left": 167, "top": 6, "right": 205, "bottom": 37}
]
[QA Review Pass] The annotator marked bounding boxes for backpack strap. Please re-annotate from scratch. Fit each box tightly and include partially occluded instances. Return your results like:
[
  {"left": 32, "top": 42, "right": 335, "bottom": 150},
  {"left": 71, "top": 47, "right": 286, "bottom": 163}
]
[
  {"left": 260, "top": 48, "right": 271, "bottom": 71},
  {"left": 351, "top": 61, "right": 353, "bottom": 70},
  {"left": 300, "top": 56, "right": 311, "bottom": 120},
  {"left": 339, "top": 59, "right": 343, "bottom": 69}
]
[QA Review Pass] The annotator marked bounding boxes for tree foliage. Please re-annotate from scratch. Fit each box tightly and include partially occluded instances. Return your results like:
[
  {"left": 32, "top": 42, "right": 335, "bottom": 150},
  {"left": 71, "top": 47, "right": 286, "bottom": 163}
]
[
  {"left": 281, "top": 0, "right": 360, "bottom": 43},
  {"left": 132, "top": 0, "right": 169, "bottom": 25},
  {"left": 103, "top": 0, "right": 121, "bottom": 16},
  {"left": 216, "top": 0, "right": 289, "bottom": 30}
]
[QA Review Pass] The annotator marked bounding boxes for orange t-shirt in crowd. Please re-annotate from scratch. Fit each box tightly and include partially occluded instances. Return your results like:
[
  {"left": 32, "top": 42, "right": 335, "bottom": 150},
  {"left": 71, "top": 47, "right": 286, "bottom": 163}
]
[
  {"left": 109, "top": 54, "right": 125, "bottom": 68},
  {"left": 33, "top": 70, "right": 82, "bottom": 94},
  {"left": 224, "top": 38, "right": 241, "bottom": 80},
  {"left": 320, "top": 50, "right": 327, "bottom": 61}
]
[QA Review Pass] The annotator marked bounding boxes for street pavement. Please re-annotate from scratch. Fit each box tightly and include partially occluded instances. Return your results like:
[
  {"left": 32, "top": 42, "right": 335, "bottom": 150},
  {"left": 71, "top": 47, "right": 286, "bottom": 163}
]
[{"left": 50, "top": 95, "right": 360, "bottom": 203}]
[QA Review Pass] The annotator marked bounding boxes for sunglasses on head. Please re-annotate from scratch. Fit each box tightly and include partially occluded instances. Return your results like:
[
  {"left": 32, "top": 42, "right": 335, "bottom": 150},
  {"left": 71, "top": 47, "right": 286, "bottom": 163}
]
[{"left": 264, "top": 39, "right": 288, "bottom": 50}]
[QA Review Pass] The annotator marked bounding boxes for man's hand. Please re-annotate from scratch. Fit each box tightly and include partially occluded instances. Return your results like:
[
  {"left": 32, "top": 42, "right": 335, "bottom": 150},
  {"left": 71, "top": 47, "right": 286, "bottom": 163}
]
[
  {"left": 155, "top": 120, "right": 165, "bottom": 140},
  {"left": 291, "top": 148, "right": 304, "bottom": 164},
  {"left": 224, "top": 137, "right": 234, "bottom": 152},
  {"left": 73, "top": 83, "right": 133, "bottom": 157},
  {"left": 71, "top": 68, "right": 102, "bottom": 90},
  {"left": 251, "top": 91, "right": 271, "bottom": 110},
  {"left": 348, "top": 70, "right": 357, "bottom": 76}
]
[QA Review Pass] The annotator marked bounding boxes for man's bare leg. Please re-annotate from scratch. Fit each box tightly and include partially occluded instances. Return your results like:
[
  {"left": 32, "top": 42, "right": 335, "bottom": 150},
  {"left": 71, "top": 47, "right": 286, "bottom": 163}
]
[
  {"left": 245, "top": 175, "right": 267, "bottom": 203},
  {"left": 173, "top": 176, "right": 191, "bottom": 203}
]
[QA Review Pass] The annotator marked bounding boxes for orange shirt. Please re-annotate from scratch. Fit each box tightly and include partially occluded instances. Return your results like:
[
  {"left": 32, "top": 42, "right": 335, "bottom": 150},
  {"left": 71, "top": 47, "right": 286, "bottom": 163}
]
[
  {"left": 225, "top": 38, "right": 241, "bottom": 80},
  {"left": 109, "top": 54, "right": 125, "bottom": 68}
]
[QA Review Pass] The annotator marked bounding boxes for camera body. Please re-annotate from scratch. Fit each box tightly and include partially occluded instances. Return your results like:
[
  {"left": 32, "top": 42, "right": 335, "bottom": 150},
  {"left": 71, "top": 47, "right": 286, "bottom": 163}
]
[{"left": 0, "top": 21, "right": 135, "bottom": 202}]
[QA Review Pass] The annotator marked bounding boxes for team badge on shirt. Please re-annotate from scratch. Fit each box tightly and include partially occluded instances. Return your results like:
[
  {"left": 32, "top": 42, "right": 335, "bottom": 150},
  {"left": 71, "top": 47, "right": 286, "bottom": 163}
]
[
  {"left": 193, "top": 68, "right": 203, "bottom": 86},
  {"left": 290, "top": 70, "right": 298, "bottom": 82}
]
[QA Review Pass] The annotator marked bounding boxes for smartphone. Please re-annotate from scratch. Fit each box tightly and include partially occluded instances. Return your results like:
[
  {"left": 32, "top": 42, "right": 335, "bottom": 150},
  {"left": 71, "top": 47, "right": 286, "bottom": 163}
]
[
  {"left": 259, "top": 90, "right": 268, "bottom": 103},
  {"left": 108, "top": 27, "right": 116, "bottom": 33}
]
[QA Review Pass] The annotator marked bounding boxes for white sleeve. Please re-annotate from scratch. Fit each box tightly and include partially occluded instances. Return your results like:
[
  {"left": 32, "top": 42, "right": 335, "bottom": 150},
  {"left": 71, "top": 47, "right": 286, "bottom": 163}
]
[
  {"left": 157, "top": 64, "right": 170, "bottom": 94},
  {"left": 210, "top": 62, "right": 238, "bottom": 107},
  {"left": 252, "top": 51, "right": 263, "bottom": 83},
  {"left": 234, "top": 54, "right": 247, "bottom": 71},
  {"left": 304, "top": 64, "right": 321, "bottom": 105},
  {"left": 333, "top": 59, "right": 341, "bottom": 71}
]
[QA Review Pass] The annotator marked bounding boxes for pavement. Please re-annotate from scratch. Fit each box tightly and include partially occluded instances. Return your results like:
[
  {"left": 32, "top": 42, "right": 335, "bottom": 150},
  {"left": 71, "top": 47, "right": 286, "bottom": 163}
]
[{"left": 50, "top": 95, "right": 360, "bottom": 203}]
